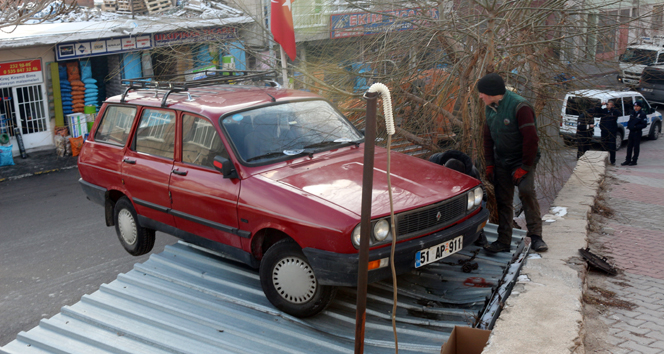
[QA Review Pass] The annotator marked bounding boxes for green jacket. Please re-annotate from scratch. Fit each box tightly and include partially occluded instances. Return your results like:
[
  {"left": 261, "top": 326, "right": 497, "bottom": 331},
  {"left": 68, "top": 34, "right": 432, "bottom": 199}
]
[{"left": 485, "top": 90, "right": 540, "bottom": 170}]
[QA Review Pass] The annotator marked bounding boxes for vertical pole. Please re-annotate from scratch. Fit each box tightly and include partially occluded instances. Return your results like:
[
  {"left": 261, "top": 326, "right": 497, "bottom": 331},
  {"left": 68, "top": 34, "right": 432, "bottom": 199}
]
[
  {"left": 280, "top": 46, "right": 289, "bottom": 88},
  {"left": 50, "top": 62, "right": 64, "bottom": 127},
  {"left": 354, "top": 91, "right": 379, "bottom": 354}
]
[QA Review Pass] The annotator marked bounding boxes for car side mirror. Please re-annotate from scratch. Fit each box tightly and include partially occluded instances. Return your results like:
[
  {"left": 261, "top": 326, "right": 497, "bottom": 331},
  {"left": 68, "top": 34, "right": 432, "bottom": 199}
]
[{"left": 213, "top": 156, "right": 239, "bottom": 179}]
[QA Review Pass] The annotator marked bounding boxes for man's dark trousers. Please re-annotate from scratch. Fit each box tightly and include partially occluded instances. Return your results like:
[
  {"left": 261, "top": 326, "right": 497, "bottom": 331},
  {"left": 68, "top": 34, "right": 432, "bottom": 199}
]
[
  {"left": 577, "top": 129, "right": 593, "bottom": 159},
  {"left": 494, "top": 165, "right": 542, "bottom": 246},
  {"left": 625, "top": 131, "right": 642, "bottom": 163},
  {"left": 600, "top": 130, "right": 616, "bottom": 164}
]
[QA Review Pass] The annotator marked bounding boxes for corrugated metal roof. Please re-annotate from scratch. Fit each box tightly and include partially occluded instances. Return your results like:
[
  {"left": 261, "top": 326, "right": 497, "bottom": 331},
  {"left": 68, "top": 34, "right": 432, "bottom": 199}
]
[{"left": 1, "top": 225, "right": 526, "bottom": 354}]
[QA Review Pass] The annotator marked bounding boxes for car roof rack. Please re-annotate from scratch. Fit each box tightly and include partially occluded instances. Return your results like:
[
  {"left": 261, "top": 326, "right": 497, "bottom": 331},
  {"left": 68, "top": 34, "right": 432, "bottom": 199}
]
[{"left": 120, "top": 70, "right": 279, "bottom": 107}]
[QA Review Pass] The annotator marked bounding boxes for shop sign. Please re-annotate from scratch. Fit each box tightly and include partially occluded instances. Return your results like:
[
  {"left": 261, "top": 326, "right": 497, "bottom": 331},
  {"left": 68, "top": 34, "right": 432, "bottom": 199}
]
[
  {"left": 0, "top": 59, "right": 43, "bottom": 88},
  {"left": 330, "top": 7, "right": 439, "bottom": 39},
  {"left": 56, "top": 35, "right": 153, "bottom": 61},
  {"left": 154, "top": 26, "right": 236, "bottom": 47}
]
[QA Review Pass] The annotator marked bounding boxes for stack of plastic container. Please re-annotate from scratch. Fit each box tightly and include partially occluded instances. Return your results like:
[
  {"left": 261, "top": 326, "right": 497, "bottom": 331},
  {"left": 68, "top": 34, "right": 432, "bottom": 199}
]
[
  {"left": 80, "top": 60, "right": 99, "bottom": 110},
  {"left": 67, "top": 62, "right": 86, "bottom": 113},
  {"left": 59, "top": 66, "right": 73, "bottom": 115}
]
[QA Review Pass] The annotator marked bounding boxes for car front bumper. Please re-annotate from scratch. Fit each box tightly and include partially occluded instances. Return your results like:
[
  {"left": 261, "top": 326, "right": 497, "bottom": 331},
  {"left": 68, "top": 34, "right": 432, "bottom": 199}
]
[{"left": 302, "top": 207, "right": 490, "bottom": 287}]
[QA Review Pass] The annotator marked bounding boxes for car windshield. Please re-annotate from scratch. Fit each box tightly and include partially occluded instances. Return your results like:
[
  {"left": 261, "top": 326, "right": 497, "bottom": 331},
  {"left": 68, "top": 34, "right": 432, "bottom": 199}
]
[
  {"left": 621, "top": 48, "right": 657, "bottom": 65},
  {"left": 221, "top": 100, "right": 363, "bottom": 163}
]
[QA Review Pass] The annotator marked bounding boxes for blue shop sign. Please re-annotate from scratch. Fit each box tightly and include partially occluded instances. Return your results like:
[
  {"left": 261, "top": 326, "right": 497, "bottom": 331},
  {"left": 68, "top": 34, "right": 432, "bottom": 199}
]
[
  {"left": 56, "top": 35, "right": 152, "bottom": 61},
  {"left": 330, "top": 7, "right": 439, "bottom": 39}
]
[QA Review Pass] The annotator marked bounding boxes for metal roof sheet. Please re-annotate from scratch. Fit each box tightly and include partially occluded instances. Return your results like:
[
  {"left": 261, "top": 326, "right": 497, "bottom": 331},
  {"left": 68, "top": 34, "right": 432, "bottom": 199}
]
[{"left": 1, "top": 225, "right": 526, "bottom": 354}]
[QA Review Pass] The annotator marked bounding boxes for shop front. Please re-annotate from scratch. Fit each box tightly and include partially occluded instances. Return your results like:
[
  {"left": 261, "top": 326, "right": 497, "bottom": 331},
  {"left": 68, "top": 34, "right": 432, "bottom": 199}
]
[{"left": 0, "top": 58, "right": 52, "bottom": 156}]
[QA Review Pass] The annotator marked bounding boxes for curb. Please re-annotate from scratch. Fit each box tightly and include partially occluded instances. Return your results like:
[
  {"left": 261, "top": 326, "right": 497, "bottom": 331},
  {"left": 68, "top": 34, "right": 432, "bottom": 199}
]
[
  {"left": 0, "top": 165, "right": 78, "bottom": 184},
  {"left": 482, "top": 151, "right": 608, "bottom": 354}
]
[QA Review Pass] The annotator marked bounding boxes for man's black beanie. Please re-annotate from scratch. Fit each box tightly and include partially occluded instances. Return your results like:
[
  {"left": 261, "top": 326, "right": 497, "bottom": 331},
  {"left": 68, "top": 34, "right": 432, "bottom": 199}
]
[{"left": 477, "top": 73, "right": 506, "bottom": 96}]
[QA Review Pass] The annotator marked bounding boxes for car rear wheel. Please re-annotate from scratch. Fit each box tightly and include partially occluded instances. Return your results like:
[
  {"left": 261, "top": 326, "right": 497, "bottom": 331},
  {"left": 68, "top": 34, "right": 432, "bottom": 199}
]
[
  {"left": 114, "top": 197, "right": 155, "bottom": 256},
  {"left": 616, "top": 130, "right": 624, "bottom": 150},
  {"left": 259, "top": 239, "right": 336, "bottom": 317},
  {"left": 649, "top": 122, "right": 661, "bottom": 140}
]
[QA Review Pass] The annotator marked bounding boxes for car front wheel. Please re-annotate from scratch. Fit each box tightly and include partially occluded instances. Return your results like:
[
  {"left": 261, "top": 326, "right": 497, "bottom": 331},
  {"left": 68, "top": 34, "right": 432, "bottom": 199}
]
[
  {"left": 113, "top": 197, "right": 155, "bottom": 256},
  {"left": 259, "top": 239, "right": 336, "bottom": 317}
]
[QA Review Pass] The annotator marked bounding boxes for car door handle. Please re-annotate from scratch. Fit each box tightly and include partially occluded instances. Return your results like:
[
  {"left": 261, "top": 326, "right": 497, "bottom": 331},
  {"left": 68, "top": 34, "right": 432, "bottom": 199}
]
[
  {"left": 122, "top": 158, "right": 136, "bottom": 164},
  {"left": 172, "top": 169, "right": 188, "bottom": 176}
]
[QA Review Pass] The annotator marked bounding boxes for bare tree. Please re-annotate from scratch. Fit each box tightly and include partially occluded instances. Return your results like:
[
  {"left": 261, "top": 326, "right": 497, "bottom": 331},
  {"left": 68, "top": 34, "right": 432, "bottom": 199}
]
[{"left": 1, "top": 0, "right": 79, "bottom": 31}]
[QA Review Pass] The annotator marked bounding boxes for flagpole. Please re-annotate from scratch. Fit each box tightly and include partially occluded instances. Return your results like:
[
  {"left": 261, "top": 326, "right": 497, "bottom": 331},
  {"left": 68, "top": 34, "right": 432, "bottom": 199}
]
[{"left": 280, "top": 45, "right": 289, "bottom": 89}]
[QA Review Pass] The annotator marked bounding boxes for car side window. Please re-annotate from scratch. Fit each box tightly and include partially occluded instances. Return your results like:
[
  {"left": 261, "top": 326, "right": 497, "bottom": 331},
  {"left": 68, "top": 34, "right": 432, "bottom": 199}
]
[
  {"left": 94, "top": 105, "right": 137, "bottom": 146},
  {"left": 133, "top": 109, "right": 176, "bottom": 159},
  {"left": 622, "top": 97, "right": 633, "bottom": 115},
  {"left": 182, "top": 114, "right": 228, "bottom": 168}
]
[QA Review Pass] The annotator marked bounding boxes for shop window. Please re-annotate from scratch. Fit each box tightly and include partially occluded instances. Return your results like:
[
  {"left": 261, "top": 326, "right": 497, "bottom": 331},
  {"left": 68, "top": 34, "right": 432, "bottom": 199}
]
[
  {"left": 134, "top": 109, "right": 175, "bottom": 159},
  {"left": 94, "top": 105, "right": 137, "bottom": 146},
  {"left": 182, "top": 114, "right": 227, "bottom": 168}
]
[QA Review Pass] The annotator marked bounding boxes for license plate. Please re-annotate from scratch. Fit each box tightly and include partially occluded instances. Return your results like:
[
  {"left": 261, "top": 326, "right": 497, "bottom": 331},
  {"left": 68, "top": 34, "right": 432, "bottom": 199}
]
[
  {"left": 642, "top": 88, "right": 653, "bottom": 92},
  {"left": 415, "top": 236, "right": 463, "bottom": 268}
]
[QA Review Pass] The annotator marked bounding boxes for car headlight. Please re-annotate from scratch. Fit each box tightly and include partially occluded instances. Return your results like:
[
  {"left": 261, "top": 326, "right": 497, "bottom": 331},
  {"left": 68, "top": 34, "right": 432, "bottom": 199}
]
[
  {"left": 352, "top": 224, "right": 361, "bottom": 248},
  {"left": 373, "top": 219, "right": 391, "bottom": 241},
  {"left": 467, "top": 190, "right": 475, "bottom": 210},
  {"left": 473, "top": 186, "right": 483, "bottom": 206}
]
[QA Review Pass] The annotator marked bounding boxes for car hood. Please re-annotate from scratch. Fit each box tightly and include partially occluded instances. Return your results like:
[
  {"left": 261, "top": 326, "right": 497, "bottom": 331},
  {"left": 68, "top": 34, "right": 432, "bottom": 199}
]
[{"left": 259, "top": 147, "right": 479, "bottom": 217}]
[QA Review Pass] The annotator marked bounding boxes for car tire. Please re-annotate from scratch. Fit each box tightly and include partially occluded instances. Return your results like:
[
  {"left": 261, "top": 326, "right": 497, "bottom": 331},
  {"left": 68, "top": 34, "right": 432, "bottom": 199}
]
[
  {"left": 616, "top": 130, "right": 624, "bottom": 150},
  {"left": 259, "top": 239, "right": 336, "bottom": 317},
  {"left": 113, "top": 197, "right": 156, "bottom": 256},
  {"left": 649, "top": 122, "right": 661, "bottom": 140}
]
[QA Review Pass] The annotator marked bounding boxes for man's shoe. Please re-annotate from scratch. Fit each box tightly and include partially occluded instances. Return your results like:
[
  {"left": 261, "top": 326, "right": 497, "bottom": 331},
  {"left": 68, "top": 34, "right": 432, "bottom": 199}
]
[
  {"left": 621, "top": 161, "right": 630, "bottom": 166},
  {"left": 629, "top": 161, "right": 637, "bottom": 166},
  {"left": 530, "top": 236, "right": 548, "bottom": 252},
  {"left": 484, "top": 241, "right": 511, "bottom": 253}
]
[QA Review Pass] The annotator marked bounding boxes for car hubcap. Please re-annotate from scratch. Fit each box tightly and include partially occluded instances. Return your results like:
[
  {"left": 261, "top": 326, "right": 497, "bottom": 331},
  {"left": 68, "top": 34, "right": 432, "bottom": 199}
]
[
  {"left": 118, "top": 209, "right": 137, "bottom": 245},
  {"left": 272, "top": 256, "right": 317, "bottom": 304}
]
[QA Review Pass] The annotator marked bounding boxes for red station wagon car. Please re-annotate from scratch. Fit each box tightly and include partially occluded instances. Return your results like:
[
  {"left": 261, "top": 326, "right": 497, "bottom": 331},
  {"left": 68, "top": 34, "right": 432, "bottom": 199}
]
[{"left": 78, "top": 74, "right": 489, "bottom": 317}]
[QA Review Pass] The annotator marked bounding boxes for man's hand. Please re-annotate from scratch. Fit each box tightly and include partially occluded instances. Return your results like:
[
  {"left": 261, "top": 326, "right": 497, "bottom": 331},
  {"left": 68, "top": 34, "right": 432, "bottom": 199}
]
[
  {"left": 486, "top": 165, "right": 495, "bottom": 182},
  {"left": 512, "top": 167, "right": 528, "bottom": 186}
]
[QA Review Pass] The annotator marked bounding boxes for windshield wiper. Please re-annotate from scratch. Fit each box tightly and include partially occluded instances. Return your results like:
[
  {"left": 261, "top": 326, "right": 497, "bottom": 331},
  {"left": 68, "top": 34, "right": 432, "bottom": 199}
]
[
  {"left": 245, "top": 151, "right": 286, "bottom": 162},
  {"left": 303, "top": 139, "right": 356, "bottom": 149},
  {"left": 246, "top": 149, "right": 314, "bottom": 162}
]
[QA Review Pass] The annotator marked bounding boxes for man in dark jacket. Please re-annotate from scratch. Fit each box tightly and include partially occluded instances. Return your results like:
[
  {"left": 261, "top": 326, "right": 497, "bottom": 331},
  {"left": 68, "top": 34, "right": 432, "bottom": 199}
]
[
  {"left": 621, "top": 101, "right": 648, "bottom": 166},
  {"left": 600, "top": 100, "right": 620, "bottom": 165},
  {"left": 576, "top": 100, "right": 596, "bottom": 159},
  {"left": 479, "top": 73, "right": 547, "bottom": 253}
]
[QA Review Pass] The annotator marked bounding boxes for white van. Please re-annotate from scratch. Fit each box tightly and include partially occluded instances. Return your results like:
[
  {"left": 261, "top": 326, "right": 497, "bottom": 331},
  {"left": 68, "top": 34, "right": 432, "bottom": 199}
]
[{"left": 560, "top": 90, "right": 662, "bottom": 149}]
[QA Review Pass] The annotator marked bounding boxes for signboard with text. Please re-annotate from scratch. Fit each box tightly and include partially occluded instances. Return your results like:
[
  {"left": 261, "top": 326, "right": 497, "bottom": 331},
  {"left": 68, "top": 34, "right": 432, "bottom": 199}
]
[
  {"left": 56, "top": 35, "right": 153, "bottom": 61},
  {"left": 330, "top": 8, "right": 439, "bottom": 39},
  {"left": 154, "top": 26, "right": 236, "bottom": 47},
  {"left": 0, "top": 59, "right": 43, "bottom": 88}
]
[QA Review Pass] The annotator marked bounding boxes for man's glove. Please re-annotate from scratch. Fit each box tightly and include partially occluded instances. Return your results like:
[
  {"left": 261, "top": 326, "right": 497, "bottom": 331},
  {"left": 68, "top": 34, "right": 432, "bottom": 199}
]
[
  {"left": 486, "top": 165, "right": 495, "bottom": 182},
  {"left": 512, "top": 167, "right": 528, "bottom": 186}
]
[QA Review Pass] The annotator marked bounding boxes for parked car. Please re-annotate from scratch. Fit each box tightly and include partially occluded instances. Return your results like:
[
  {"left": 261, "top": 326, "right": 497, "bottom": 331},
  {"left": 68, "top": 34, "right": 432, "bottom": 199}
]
[
  {"left": 77, "top": 73, "right": 489, "bottom": 318},
  {"left": 560, "top": 90, "right": 662, "bottom": 148},
  {"left": 638, "top": 66, "right": 664, "bottom": 106}
]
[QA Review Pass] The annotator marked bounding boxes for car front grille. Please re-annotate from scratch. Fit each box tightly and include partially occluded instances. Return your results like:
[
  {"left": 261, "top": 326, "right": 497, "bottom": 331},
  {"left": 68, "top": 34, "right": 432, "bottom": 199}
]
[{"left": 395, "top": 194, "right": 467, "bottom": 239}]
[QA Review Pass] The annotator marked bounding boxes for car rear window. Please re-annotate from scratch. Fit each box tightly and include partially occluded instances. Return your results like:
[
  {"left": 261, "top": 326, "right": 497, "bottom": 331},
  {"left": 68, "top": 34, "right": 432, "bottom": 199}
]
[
  {"left": 565, "top": 97, "right": 601, "bottom": 116},
  {"left": 94, "top": 105, "right": 137, "bottom": 146}
]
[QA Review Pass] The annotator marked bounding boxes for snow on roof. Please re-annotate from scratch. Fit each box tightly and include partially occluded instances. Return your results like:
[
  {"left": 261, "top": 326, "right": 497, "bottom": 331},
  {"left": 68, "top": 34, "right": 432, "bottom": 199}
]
[{"left": 0, "top": 1, "right": 252, "bottom": 49}]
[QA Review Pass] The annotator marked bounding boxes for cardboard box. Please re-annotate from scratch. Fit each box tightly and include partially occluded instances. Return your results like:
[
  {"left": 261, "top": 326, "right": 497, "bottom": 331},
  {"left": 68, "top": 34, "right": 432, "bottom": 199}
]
[{"left": 440, "top": 326, "right": 491, "bottom": 354}]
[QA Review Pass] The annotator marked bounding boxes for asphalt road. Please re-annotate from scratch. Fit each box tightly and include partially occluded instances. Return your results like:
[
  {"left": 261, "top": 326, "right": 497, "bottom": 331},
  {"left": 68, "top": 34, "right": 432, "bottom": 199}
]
[{"left": 0, "top": 168, "right": 178, "bottom": 346}]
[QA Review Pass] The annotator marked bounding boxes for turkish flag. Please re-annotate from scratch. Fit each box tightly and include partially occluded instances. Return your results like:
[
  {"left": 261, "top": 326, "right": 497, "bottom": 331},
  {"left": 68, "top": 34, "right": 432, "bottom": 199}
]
[{"left": 271, "top": 0, "right": 296, "bottom": 61}]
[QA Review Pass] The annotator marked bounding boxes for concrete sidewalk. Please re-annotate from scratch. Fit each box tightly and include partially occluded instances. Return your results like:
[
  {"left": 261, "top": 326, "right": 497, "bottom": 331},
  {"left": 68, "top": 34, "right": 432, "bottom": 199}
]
[{"left": 0, "top": 149, "right": 78, "bottom": 183}]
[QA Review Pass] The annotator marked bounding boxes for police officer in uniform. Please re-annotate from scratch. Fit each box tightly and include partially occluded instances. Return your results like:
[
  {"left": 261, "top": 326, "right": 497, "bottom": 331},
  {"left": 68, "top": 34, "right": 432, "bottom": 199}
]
[
  {"left": 621, "top": 101, "right": 648, "bottom": 166},
  {"left": 576, "top": 100, "right": 596, "bottom": 159}
]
